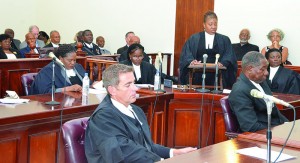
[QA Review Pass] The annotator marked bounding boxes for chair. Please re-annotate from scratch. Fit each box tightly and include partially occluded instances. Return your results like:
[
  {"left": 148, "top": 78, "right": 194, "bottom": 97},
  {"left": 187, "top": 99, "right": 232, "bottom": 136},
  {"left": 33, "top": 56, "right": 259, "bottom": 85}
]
[
  {"left": 219, "top": 96, "right": 241, "bottom": 139},
  {"left": 21, "top": 73, "right": 38, "bottom": 96},
  {"left": 62, "top": 117, "right": 89, "bottom": 163}
]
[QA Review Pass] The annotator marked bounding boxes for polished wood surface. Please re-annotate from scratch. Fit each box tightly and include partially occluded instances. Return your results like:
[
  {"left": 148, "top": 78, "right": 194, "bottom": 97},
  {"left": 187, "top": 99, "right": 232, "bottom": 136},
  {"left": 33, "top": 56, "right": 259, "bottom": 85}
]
[
  {"left": 238, "top": 120, "right": 300, "bottom": 149},
  {"left": 174, "top": 0, "right": 214, "bottom": 76},
  {"left": 165, "top": 87, "right": 300, "bottom": 149},
  {"left": 0, "top": 91, "right": 173, "bottom": 163},
  {"left": 160, "top": 138, "right": 300, "bottom": 162},
  {"left": 0, "top": 57, "right": 86, "bottom": 98}
]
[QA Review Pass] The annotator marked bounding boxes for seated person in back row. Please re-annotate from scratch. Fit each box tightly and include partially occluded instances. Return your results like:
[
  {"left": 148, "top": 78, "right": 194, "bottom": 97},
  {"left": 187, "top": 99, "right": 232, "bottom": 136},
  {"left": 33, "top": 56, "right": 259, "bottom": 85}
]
[
  {"left": 85, "top": 64, "right": 196, "bottom": 163},
  {"left": 119, "top": 35, "right": 149, "bottom": 63},
  {"left": 29, "top": 44, "right": 86, "bottom": 95},
  {"left": 81, "top": 29, "right": 102, "bottom": 56},
  {"left": 0, "top": 34, "right": 22, "bottom": 59},
  {"left": 229, "top": 51, "right": 288, "bottom": 132},
  {"left": 232, "top": 28, "right": 259, "bottom": 61},
  {"left": 265, "top": 48, "right": 300, "bottom": 95},
  {"left": 120, "top": 43, "right": 176, "bottom": 84}
]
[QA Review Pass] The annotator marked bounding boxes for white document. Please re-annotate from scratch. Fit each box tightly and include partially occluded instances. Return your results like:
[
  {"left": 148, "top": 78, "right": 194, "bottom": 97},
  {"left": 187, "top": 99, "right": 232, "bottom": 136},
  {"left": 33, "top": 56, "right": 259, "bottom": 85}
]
[
  {"left": 0, "top": 98, "right": 30, "bottom": 104},
  {"left": 89, "top": 88, "right": 107, "bottom": 94},
  {"left": 236, "top": 146, "right": 296, "bottom": 162},
  {"left": 135, "top": 84, "right": 154, "bottom": 88},
  {"left": 222, "top": 89, "right": 231, "bottom": 94}
]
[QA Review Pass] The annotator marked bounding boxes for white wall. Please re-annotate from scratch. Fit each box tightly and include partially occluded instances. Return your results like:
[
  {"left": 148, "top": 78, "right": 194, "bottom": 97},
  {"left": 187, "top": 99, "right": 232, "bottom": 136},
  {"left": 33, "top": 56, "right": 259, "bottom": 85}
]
[
  {"left": 1, "top": 0, "right": 176, "bottom": 55},
  {"left": 215, "top": 0, "right": 300, "bottom": 65},
  {"left": 1, "top": 0, "right": 300, "bottom": 68}
]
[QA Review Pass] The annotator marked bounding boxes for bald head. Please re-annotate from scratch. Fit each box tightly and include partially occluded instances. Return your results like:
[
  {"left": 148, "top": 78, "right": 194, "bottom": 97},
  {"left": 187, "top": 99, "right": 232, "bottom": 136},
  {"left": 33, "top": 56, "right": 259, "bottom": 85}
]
[
  {"left": 239, "top": 28, "right": 250, "bottom": 44},
  {"left": 128, "top": 36, "right": 140, "bottom": 46},
  {"left": 25, "top": 33, "right": 36, "bottom": 47}
]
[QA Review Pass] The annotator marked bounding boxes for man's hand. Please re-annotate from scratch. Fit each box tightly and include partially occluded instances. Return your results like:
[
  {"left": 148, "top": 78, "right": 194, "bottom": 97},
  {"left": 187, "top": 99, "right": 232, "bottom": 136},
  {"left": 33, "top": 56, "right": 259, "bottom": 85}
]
[
  {"left": 190, "top": 60, "right": 202, "bottom": 66},
  {"left": 173, "top": 147, "right": 197, "bottom": 156}
]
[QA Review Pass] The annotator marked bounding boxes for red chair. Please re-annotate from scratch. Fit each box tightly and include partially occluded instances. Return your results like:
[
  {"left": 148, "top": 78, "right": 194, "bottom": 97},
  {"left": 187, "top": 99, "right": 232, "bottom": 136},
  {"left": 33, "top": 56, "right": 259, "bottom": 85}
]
[
  {"left": 21, "top": 73, "right": 38, "bottom": 96},
  {"left": 62, "top": 117, "right": 89, "bottom": 163},
  {"left": 220, "top": 96, "right": 241, "bottom": 139}
]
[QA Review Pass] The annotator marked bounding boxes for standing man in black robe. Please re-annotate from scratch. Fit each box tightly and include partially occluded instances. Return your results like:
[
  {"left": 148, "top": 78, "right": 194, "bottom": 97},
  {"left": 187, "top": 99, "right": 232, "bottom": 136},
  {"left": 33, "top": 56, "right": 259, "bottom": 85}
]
[
  {"left": 85, "top": 64, "right": 196, "bottom": 163},
  {"left": 179, "top": 11, "right": 237, "bottom": 88}
]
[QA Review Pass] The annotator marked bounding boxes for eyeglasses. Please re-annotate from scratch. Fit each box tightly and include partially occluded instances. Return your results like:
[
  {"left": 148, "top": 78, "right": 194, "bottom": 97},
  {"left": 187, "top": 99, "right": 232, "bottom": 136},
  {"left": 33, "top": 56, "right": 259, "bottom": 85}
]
[{"left": 132, "top": 55, "right": 144, "bottom": 59}]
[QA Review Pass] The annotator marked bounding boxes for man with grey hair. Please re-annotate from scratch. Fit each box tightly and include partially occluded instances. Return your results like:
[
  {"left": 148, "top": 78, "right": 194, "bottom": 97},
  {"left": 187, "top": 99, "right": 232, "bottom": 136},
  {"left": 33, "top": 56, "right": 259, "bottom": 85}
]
[
  {"left": 19, "top": 25, "right": 45, "bottom": 49},
  {"left": 85, "top": 64, "right": 196, "bottom": 163},
  {"left": 228, "top": 51, "right": 288, "bottom": 132},
  {"left": 232, "top": 28, "right": 259, "bottom": 61},
  {"left": 44, "top": 30, "right": 61, "bottom": 47}
]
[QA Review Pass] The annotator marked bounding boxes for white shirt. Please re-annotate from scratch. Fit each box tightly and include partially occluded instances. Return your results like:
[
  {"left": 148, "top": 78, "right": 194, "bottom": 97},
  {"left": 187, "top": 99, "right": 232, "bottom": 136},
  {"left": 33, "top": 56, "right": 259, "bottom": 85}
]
[
  {"left": 132, "top": 64, "right": 141, "bottom": 81},
  {"left": 205, "top": 32, "right": 215, "bottom": 49},
  {"left": 6, "top": 53, "right": 17, "bottom": 59},
  {"left": 250, "top": 80, "right": 265, "bottom": 94},
  {"left": 51, "top": 42, "right": 59, "bottom": 48},
  {"left": 85, "top": 42, "right": 93, "bottom": 48},
  {"left": 269, "top": 66, "right": 279, "bottom": 83},
  {"left": 111, "top": 98, "right": 142, "bottom": 125},
  {"left": 65, "top": 69, "right": 76, "bottom": 77}
]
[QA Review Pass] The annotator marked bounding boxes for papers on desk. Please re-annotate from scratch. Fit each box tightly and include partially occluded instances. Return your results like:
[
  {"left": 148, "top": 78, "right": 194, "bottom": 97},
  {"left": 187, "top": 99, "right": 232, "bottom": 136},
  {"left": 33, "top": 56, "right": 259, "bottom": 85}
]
[
  {"left": 135, "top": 84, "right": 154, "bottom": 89},
  {"left": 236, "top": 146, "right": 296, "bottom": 162},
  {"left": 0, "top": 98, "right": 30, "bottom": 104},
  {"left": 89, "top": 88, "right": 106, "bottom": 94}
]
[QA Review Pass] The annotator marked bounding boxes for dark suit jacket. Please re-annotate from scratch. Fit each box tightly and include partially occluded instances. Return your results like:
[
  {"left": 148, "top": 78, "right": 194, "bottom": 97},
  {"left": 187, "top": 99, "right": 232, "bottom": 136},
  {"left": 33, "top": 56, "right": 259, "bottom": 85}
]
[
  {"left": 44, "top": 42, "right": 57, "bottom": 48},
  {"left": 11, "top": 39, "right": 21, "bottom": 50},
  {"left": 82, "top": 42, "right": 102, "bottom": 56},
  {"left": 85, "top": 95, "right": 170, "bottom": 163},
  {"left": 0, "top": 47, "right": 22, "bottom": 59},
  {"left": 117, "top": 45, "right": 128, "bottom": 54},
  {"left": 20, "top": 46, "right": 40, "bottom": 58},
  {"left": 228, "top": 73, "right": 288, "bottom": 132}
]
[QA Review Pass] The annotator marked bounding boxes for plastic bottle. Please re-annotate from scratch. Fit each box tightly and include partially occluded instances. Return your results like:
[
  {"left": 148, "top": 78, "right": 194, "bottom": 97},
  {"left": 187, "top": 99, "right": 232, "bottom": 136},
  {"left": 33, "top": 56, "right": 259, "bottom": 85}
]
[
  {"left": 82, "top": 73, "right": 90, "bottom": 105},
  {"left": 154, "top": 70, "right": 160, "bottom": 90}
]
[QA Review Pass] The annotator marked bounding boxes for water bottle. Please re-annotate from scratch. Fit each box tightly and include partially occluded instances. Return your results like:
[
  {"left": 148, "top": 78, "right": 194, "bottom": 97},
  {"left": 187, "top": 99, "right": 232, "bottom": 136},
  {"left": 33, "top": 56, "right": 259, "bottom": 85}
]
[
  {"left": 154, "top": 70, "right": 160, "bottom": 90},
  {"left": 82, "top": 73, "right": 89, "bottom": 105}
]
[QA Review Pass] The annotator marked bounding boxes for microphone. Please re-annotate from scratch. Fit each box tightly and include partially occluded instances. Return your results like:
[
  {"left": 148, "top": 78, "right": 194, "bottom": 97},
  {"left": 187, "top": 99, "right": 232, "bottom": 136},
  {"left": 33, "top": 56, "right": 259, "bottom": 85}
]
[
  {"left": 203, "top": 54, "right": 208, "bottom": 64},
  {"left": 215, "top": 54, "right": 220, "bottom": 64},
  {"left": 48, "top": 52, "right": 65, "bottom": 67},
  {"left": 250, "top": 89, "right": 292, "bottom": 108}
]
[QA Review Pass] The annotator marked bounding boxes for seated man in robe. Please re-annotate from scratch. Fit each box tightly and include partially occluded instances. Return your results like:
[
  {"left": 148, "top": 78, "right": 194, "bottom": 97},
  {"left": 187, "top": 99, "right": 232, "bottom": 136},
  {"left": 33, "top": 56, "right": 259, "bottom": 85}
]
[
  {"left": 85, "top": 64, "right": 196, "bottom": 163},
  {"left": 228, "top": 51, "right": 288, "bottom": 132}
]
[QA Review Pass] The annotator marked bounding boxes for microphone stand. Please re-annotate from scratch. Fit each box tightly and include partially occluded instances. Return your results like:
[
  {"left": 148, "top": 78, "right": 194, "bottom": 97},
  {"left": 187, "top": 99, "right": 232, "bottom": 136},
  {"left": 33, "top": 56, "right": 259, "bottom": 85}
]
[
  {"left": 196, "top": 62, "right": 210, "bottom": 93},
  {"left": 211, "top": 63, "right": 222, "bottom": 94},
  {"left": 45, "top": 59, "right": 60, "bottom": 105},
  {"left": 266, "top": 99, "right": 273, "bottom": 163},
  {"left": 155, "top": 60, "right": 166, "bottom": 93}
]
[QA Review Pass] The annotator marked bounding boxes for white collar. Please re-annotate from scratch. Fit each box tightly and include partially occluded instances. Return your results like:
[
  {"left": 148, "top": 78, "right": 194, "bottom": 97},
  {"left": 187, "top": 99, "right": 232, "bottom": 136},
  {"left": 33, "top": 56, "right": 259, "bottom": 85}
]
[
  {"left": 85, "top": 42, "right": 93, "bottom": 48},
  {"left": 111, "top": 98, "right": 142, "bottom": 125}
]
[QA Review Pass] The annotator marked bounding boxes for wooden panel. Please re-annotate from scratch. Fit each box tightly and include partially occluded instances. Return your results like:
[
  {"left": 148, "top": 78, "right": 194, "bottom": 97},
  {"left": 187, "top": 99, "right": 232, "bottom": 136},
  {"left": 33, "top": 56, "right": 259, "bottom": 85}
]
[
  {"left": 174, "top": 0, "right": 215, "bottom": 76},
  {"left": 0, "top": 139, "right": 18, "bottom": 163},
  {"left": 29, "top": 132, "right": 57, "bottom": 163}
]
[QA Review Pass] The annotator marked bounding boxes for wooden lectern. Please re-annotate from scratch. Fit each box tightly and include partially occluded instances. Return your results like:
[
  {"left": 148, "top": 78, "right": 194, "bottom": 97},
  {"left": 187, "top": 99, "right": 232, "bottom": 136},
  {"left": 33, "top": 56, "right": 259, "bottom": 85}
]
[{"left": 188, "top": 63, "right": 226, "bottom": 90}]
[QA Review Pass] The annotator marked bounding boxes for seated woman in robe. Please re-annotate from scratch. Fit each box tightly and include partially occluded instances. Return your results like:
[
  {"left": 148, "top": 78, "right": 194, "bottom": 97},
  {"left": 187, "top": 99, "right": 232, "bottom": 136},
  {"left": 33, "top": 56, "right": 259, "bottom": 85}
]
[
  {"left": 266, "top": 48, "right": 300, "bottom": 95},
  {"left": 29, "top": 44, "right": 86, "bottom": 95},
  {"left": 120, "top": 43, "right": 176, "bottom": 85},
  {"left": 261, "top": 28, "right": 291, "bottom": 65},
  {"left": 0, "top": 34, "right": 22, "bottom": 59}
]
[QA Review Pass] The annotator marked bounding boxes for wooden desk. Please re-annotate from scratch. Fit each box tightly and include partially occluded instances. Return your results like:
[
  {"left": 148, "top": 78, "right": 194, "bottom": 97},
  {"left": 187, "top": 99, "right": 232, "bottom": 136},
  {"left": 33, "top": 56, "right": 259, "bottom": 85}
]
[
  {"left": 166, "top": 88, "right": 300, "bottom": 149},
  {"left": 188, "top": 64, "right": 226, "bottom": 90},
  {"left": 160, "top": 138, "right": 300, "bottom": 162},
  {"left": 0, "top": 92, "right": 173, "bottom": 163},
  {"left": 238, "top": 120, "right": 300, "bottom": 149},
  {"left": 0, "top": 57, "right": 87, "bottom": 98}
]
